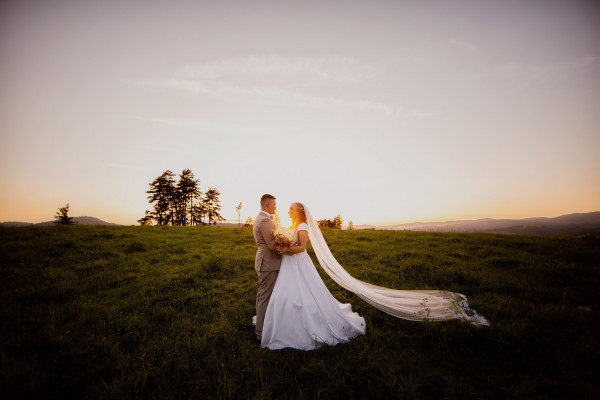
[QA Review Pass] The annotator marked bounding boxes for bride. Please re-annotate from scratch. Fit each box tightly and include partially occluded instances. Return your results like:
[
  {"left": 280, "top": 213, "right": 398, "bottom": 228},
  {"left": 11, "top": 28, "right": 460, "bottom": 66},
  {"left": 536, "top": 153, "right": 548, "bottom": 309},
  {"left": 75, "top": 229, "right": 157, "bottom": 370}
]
[
  {"left": 260, "top": 202, "right": 366, "bottom": 350},
  {"left": 258, "top": 202, "right": 489, "bottom": 351}
]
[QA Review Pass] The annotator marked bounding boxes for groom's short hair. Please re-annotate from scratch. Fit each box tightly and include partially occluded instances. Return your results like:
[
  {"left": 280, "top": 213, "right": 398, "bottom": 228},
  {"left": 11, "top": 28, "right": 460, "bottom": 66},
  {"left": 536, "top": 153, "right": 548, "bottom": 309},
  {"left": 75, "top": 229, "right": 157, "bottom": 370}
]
[{"left": 261, "top": 194, "right": 276, "bottom": 207}]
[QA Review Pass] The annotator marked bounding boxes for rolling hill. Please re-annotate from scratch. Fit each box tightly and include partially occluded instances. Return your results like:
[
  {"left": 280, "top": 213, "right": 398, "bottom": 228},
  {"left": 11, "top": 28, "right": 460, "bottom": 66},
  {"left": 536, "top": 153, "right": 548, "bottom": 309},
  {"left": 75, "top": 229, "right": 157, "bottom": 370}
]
[
  {"left": 3, "top": 212, "right": 600, "bottom": 236},
  {"left": 0, "top": 216, "right": 120, "bottom": 227},
  {"left": 377, "top": 212, "right": 600, "bottom": 236}
]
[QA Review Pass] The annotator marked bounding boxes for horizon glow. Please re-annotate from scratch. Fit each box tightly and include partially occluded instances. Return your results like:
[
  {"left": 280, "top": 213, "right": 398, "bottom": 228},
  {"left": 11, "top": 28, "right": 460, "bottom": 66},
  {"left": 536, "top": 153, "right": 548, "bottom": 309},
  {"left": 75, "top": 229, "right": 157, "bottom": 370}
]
[{"left": 1, "top": 0, "right": 599, "bottom": 226}]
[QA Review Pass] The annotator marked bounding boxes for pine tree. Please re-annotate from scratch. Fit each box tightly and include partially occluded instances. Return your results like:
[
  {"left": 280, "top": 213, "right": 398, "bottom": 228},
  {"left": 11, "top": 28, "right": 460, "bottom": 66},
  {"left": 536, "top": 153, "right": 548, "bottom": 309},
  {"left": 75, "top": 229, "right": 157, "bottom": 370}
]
[
  {"left": 146, "top": 170, "right": 176, "bottom": 225},
  {"left": 190, "top": 198, "right": 207, "bottom": 226},
  {"left": 177, "top": 169, "right": 201, "bottom": 226},
  {"left": 204, "top": 187, "right": 225, "bottom": 226},
  {"left": 54, "top": 203, "right": 76, "bottom": 225},
  {"left": 138, "top": 211, "right": 153, "bottom": 226}
]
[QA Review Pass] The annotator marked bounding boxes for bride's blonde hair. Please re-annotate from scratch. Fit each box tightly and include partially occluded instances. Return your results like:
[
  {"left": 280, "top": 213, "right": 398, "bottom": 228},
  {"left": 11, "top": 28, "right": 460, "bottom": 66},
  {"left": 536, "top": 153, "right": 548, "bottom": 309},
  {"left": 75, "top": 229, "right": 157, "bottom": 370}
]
[{"left": 292, "top": 202, "right": 307, "bottom": 225}]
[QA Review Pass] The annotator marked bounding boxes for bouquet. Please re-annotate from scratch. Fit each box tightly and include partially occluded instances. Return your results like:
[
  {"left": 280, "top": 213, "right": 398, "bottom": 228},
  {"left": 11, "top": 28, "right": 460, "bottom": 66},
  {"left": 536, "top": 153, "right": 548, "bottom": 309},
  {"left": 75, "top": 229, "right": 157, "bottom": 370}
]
[{"left": 273, "top": 227, "right": 295, "bottom": 257}]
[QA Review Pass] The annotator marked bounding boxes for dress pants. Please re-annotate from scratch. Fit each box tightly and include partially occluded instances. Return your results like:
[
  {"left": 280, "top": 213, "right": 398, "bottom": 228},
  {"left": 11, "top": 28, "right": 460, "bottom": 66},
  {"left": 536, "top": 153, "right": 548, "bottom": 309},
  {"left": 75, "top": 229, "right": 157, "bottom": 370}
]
[{"left": 255, "top": 270, "right": 279, "bottom": 340}]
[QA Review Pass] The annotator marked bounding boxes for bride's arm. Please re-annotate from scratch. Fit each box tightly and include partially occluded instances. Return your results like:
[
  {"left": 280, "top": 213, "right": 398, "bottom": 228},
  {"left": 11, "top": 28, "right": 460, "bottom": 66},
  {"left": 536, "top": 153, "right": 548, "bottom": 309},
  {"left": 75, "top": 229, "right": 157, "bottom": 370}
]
[{"left": 283, "top": 230, "right": 308, "bottom": 253}]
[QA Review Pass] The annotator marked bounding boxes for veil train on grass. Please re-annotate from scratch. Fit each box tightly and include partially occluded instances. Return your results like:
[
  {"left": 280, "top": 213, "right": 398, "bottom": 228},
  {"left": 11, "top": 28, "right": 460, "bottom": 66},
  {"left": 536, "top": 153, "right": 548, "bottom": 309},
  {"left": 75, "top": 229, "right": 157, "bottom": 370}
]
[{"left": 301, "top": 203, "right": 489, "bottom": 326}]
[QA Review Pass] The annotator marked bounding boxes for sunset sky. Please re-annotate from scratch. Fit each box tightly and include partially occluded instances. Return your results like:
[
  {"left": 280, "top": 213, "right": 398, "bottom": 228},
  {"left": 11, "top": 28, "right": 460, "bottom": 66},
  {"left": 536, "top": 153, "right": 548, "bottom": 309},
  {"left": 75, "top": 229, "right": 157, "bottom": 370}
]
[{"left": 1, "top": 0, "right": 599, "bottom": 226}]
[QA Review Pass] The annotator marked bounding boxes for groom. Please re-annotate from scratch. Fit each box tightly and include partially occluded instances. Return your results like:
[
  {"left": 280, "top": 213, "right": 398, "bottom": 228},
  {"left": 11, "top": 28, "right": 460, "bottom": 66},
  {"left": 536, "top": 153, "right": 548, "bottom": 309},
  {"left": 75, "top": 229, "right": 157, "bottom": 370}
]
[{"left": 253, "top": 193, "right": 282, "bottom": 341}]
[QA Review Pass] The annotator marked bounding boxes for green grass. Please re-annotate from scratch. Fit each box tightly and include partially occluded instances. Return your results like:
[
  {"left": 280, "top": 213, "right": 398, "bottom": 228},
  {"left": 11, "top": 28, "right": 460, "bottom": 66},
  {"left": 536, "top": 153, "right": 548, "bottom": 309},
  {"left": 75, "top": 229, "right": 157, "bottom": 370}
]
[{"left": 1, "top": 226, "right": 599, "bottom": 399}]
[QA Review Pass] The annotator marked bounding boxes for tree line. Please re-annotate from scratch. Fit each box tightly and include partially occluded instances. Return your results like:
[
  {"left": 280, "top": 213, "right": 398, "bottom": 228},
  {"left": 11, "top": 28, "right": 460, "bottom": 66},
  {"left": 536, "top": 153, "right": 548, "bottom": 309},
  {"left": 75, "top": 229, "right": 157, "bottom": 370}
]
[
  {"left": 138, "top": 169, "right": 224, "bottom": 226},
  {"left": 316, "top": 214, "right": 344, "bottom": 229}
]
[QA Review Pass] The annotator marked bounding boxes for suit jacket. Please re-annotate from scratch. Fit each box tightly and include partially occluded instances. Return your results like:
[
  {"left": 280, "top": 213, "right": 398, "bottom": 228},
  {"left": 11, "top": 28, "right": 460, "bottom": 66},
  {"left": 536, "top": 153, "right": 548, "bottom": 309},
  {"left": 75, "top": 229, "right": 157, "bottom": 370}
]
[{"left": 253, "top": 212, "right": 282, "bottom": 272}]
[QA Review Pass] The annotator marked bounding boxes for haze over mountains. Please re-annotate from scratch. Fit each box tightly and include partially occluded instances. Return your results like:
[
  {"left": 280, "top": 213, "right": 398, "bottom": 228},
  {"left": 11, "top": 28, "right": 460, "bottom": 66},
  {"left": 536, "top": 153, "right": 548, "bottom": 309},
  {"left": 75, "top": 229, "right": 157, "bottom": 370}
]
[
  {"left": 2, "top": 212, "right": 600, "bottom": 236},
  {"left": 0, "top": 216, "right": 120, "bottom": 227},
  {"left": 356, "top": 212, "right": 600, "bottom": 236}
]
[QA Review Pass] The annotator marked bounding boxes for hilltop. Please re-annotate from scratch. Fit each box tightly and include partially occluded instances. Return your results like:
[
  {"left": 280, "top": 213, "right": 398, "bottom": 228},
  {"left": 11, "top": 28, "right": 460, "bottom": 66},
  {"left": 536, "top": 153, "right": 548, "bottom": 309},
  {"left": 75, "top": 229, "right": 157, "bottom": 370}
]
[
  {"left": 3, "top": 212, "right": 600, "bottom": 236},
  {"left": 374, "top": 211, "right": 600, "bottom": 236},
  {"left": 0, "top": 216, "right": 120, "bottom": 227}
]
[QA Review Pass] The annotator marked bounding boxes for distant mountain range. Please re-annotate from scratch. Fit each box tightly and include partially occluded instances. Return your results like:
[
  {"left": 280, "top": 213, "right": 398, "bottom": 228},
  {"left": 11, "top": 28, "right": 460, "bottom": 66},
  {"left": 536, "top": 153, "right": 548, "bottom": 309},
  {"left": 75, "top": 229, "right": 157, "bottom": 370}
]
[
  {"left": 358, "top": 212, "right": 600, "bottom": 236},
  {"left": 3, "top": 212, "right": 600, "bottom": 236},
  {"left": 0, "top": 216, "right": 120, "bottom": 227}
]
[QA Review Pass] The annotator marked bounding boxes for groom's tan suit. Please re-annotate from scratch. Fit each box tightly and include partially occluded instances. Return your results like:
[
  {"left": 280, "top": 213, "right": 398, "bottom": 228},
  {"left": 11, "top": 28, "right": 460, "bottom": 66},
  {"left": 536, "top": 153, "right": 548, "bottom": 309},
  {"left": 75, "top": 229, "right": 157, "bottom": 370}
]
[{"left": 253, "top": 211, "right": 282, "bottom": 340}]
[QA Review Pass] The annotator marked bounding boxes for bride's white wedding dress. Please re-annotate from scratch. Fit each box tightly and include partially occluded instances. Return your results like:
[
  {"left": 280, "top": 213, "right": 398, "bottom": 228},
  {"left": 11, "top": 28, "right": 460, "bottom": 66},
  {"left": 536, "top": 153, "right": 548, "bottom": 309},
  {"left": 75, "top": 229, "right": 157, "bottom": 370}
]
[
  {"left": 260, "top": 222, "right": 366, "bottom": 350},
  {"left": 253, "top": 203, "right": 488, "bottom": 351}
]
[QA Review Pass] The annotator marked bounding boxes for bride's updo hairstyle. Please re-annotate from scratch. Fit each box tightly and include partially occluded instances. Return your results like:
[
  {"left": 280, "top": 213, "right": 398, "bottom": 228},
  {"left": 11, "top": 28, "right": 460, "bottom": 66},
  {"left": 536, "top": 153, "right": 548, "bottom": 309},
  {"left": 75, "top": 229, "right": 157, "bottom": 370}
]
[{"left": 292, "top": 202, "right": 307, "bottom": 225}]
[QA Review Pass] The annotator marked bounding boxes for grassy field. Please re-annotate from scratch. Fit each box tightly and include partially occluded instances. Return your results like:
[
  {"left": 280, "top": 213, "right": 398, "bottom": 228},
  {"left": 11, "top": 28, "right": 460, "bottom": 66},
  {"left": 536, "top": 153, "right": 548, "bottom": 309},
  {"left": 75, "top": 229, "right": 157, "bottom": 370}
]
[{"left": 1, "top": 226, "right": 599, "bottom": 399}]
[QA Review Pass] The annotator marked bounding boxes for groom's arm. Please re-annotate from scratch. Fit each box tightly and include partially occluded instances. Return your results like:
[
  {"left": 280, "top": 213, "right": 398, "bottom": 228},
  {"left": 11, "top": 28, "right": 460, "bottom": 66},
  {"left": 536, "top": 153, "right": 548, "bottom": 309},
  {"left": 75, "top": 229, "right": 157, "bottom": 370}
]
[{"left": 259, "top": 218, "right": 277, "bottom": 251}]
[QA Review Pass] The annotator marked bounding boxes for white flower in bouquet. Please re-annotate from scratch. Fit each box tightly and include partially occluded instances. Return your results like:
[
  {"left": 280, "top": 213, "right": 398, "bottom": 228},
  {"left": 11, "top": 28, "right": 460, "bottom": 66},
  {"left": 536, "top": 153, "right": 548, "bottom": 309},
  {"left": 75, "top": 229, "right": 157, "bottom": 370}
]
[{"left": 273, "top": 227, "right": 295, "bottom": 249}]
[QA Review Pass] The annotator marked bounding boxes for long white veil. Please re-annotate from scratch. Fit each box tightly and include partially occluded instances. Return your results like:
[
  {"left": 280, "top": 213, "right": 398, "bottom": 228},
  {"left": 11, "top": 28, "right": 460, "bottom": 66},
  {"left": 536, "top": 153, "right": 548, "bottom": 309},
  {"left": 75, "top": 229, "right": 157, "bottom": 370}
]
[{"left": 300, "top": 203, "right": 489, "bottom": 326}]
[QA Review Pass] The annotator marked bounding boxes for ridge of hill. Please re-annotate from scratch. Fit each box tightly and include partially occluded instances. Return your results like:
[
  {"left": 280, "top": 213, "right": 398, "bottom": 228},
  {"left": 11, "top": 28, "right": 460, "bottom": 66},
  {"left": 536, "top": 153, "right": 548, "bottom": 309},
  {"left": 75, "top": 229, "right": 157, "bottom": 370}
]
[
  {"left": 377, "top": 212, "right": 600, "bottom": 236},
  {"left": 3, "top": 212, "right": 599, "bottom": 236},
  {"left": 0, "top": 216, "right": 121, "bottom": 227}
]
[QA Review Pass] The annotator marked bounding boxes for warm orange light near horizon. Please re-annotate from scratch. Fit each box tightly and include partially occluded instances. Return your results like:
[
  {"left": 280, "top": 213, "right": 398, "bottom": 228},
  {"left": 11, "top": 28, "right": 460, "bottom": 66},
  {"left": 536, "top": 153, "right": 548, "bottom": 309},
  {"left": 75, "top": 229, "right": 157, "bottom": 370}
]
[
  {"left": 1, "top": 189, "right": 597, "bottom": 227},
  {"left": 0, "top": 1, "right": 598, "bottom": 226}
]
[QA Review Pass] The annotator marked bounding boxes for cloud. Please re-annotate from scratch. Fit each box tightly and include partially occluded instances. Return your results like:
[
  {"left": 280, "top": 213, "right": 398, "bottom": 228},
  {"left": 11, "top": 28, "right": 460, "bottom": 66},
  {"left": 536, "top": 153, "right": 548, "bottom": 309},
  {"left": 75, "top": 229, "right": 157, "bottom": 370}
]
[
  {"left": 244, "top": 86, "right": 430, "bottom": 117},
  {"left": 175, "top": 54, "right": 375, "bottom": 84},
  {"left": 474, "top": 56, "right": 598, "bottom": 80},
  {"left": 132, "top": 116, "right": 265, "bottom": 134},
  {"left": 128, "top": 78, "right": 429, "bottom": 118},
  {"left": 126, "top": 55, "right": 431, "bottom": 119}
]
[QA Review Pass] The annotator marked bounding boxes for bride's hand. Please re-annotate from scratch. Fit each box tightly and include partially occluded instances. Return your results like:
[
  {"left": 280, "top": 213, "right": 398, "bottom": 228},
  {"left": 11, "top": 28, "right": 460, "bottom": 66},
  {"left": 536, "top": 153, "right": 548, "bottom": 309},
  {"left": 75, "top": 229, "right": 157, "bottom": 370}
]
[{"left": 278, "top": 246, "right": 288, "bottom": 254}]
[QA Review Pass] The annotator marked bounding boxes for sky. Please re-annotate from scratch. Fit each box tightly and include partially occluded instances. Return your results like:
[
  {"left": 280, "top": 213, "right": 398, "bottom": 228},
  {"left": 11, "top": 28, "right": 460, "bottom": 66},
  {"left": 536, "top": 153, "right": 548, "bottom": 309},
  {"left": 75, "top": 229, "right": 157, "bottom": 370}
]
[{"left": 1, "top": 0, "right": 599, "bottom": 226}]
